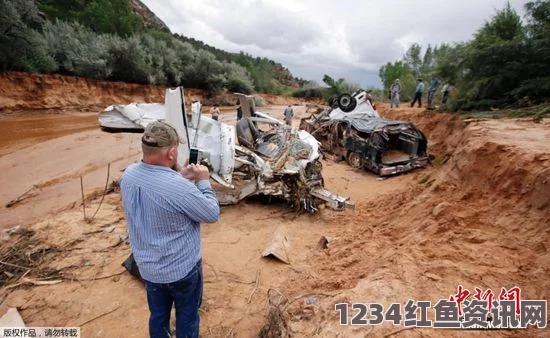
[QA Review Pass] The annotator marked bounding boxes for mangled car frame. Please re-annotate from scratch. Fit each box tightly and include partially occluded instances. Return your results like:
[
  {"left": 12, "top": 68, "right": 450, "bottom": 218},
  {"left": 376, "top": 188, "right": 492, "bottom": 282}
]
[
  {"left": 300, "top": 91, "right": 429, "bottom": 176},
  {"left": 99, "top": 87, "right": 352, "bottom": 212}
]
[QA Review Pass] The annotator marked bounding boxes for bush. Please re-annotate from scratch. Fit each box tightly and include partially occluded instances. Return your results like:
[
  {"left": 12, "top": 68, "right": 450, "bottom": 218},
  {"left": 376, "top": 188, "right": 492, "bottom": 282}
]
[
  {"left": 509, "top": 77, "right": 550, "bottom": 103},
  {"left": 43, "top": 20, "right": 112, "bottom": 79},
  {"left": 0, "top": 0, "right": 57, "bottom": 72},
  {"left": 254, "top": 96, "right": 266, "bottom": 107},
  {"left": 105, "top": 35, "right": 151, "bottom": 84},
  {"left": 224, "top": 62, "right": 254, "bottom": 94}
]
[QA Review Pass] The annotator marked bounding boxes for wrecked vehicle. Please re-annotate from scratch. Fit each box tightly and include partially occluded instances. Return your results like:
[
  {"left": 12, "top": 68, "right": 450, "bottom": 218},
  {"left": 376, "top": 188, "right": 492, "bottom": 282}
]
[
  {"left": 99, "top": 88, "right": 353, "bottom": 212},
  {"left": 300, "top": 91, "right": 429, "bottom": 176}
]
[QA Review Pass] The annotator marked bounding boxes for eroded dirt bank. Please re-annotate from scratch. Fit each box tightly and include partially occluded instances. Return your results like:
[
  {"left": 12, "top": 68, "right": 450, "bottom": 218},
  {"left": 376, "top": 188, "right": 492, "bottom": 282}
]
[
  {"left": 0, "top": 81, "right": 549, "bottom": 337},
  {"left": 0, "top": 72, "right": 315, "bottom": 113},
  {"left": 269, "top": 109, "right": 550, "bottom": 337}
]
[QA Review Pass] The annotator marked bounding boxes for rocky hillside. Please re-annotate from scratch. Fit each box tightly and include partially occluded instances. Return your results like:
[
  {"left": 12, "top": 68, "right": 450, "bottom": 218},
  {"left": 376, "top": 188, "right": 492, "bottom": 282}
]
[{"left": 129, "top": 0, "right": 170, "bottom": 32}]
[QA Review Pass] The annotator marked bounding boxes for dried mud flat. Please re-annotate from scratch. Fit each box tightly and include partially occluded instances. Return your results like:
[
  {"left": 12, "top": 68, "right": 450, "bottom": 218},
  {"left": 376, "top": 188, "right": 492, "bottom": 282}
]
[{"left": 1, "top": 98, "right": 549, "bottom": 337}]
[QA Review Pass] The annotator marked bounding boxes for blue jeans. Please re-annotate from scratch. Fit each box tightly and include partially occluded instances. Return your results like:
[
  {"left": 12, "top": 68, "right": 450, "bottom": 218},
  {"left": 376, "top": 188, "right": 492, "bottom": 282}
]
[{"left": 144, "top": 260, "right": 203, "bottom": 338}]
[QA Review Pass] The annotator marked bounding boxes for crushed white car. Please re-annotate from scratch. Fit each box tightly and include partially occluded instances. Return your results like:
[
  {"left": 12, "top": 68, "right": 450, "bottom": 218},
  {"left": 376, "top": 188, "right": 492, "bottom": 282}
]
[{"left": 99, "top": 88, "right": 353, "bottom": 212}]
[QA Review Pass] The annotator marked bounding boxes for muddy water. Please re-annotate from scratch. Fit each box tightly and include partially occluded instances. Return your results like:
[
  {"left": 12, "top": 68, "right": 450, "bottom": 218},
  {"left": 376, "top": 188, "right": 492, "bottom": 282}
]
[
  {"left": 0, "top": 112, "right": 98, "bottom": 156},
  {"left": 0, "top": 106, "right": 293, "bottom": 157}
]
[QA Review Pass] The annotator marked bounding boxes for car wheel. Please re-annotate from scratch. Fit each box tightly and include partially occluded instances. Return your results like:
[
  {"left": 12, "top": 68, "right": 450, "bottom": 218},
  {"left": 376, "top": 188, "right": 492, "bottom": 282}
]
[
  {"left": 328, "top": 95, "right": 338, "bottom": 108},
  {"left": 338, "top": 94, "right": 357, "bottom": 112},
  {"left": 347, "top": 152, "right": 363, "bottom": 169}
]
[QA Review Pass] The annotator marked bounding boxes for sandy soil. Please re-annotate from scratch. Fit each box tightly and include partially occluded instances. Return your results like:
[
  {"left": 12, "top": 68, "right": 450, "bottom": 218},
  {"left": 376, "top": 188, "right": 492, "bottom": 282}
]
[{"left": 1, "top": 75, "right": 549, "bottom": 337}]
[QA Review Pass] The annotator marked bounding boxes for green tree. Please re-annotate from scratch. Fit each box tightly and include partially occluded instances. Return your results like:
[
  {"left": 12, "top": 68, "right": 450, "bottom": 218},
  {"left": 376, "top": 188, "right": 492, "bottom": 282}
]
[
  {"left": 106, "top": 36, "right": 151, "bottom": 84},
  {"left": 404, "top": 43, "right": 422, "bottom": 76},
  {"left": 223, "top": 62, "right": 254, "bottom": 94},
  {"left": 460, "top": 3, "right": 526, "bottom": 103},
  {"left": 433, "top": 43, "right": 466, "bottom": 85},
  {"left": 40, "top": 0, "right": 143, "bottom": 36},
  {"left": 0, "top": 0, "right": 56, "bottom": 72},
  {"left": 421, "top": 45, "right": 434, "bottom": 76},
  {"left": 525, "top": 0, "right": 550, "bottom": 38}
]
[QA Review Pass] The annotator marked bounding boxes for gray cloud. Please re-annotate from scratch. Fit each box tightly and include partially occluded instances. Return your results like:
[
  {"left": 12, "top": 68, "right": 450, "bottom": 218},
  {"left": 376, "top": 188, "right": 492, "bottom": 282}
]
[
  {"left": 141, "top": 0, "right": 529, "bottom": 87},
  {"left": 208, "top": 1, "right": 321, "bottom": 53}
]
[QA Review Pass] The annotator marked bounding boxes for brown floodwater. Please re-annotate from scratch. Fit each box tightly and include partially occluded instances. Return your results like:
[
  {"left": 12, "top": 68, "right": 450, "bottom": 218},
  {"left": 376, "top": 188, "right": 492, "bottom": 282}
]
[
  {"left": 0, "top": 106, "right": 289, "bottom": 157},
  {"left": 0, "top": 112, "right": 99, "bottom": 156}
]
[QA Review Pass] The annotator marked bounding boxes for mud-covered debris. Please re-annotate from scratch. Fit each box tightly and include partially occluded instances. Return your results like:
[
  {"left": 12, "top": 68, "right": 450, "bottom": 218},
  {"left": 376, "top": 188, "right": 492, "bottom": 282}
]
[
  {"left": 316, "top": 236, "right": 333, "bottom": 250},
  {"left": 262, "top": 226, "right": 290, "bottom": 264},
  {"left": 0, "top": 308, "right": 25, "bottom": 327}
]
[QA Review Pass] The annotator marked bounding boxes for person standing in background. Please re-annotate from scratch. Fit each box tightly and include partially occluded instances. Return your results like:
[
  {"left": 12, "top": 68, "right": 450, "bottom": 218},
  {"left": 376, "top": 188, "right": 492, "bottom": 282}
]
[
  {"left": 442, "top": 82, "right": 452, "bottom": 104},
  {"left": 210, "top": 104, "right": 220, "bottom": 121},
  {"left": 284, "top": 105, "right": 294, "bottom": 126},
  {"left": 427, "top": 78, "right": 441, "bottom": 107},
  {"left": 410, "top": 79, "right": 425, "bottom": 108},
  {"left": 390, "top": 79, "right": 401, "bottom": 108}
]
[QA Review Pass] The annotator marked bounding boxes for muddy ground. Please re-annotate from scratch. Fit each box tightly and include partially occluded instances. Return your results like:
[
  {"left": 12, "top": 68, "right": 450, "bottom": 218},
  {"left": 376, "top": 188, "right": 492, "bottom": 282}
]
[{"left": 0, "top": 73, "right": 549, "bottom": 337}]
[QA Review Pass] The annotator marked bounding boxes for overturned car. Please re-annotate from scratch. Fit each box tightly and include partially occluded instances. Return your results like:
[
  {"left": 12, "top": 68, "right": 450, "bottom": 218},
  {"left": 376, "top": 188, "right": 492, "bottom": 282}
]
[
  {"left": 99, "top": 88, "right": 352, "bottom": 212},
  {"left": 300, "top": 91, "right": 429, "bottom": 176}
]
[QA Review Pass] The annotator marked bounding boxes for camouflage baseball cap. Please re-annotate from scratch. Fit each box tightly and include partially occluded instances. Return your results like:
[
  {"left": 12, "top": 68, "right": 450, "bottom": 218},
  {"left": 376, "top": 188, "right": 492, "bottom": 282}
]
[{"left": 141, "top": 120, "right": 183, "bottom": 147}]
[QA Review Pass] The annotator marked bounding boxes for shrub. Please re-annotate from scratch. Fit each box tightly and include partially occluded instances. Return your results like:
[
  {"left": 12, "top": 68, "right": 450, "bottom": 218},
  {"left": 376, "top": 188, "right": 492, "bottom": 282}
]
[{"left": 254, "top": 96, "right": 266, "bottom": 107}]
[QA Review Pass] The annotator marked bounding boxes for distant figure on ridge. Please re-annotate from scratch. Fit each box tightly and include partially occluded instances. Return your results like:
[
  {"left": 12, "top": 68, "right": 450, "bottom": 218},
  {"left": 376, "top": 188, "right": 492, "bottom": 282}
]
[
  {"left": 427, "top": 78, "right": 441, "bottom": 107},
  {"left": 390, "top": 79, "right": 401, "bottom": 108},
  {"left": 441, "top": 82, "right": 452, "bottom": 105},
  {"left": 410, "top": 78, "right": 424, "bottom": 108}
]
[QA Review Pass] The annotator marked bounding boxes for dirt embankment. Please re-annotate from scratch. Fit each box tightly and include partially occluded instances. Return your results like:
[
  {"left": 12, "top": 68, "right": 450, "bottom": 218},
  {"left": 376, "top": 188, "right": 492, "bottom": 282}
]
[
  {"left": 0, "top": 72, "right": 315, "bottom": 112},
  {"left": 0, "top": 72, "right": 165, "bottom": 111},
  {"left": 271, "top": 110, "right": 550, "bottom": 337}
]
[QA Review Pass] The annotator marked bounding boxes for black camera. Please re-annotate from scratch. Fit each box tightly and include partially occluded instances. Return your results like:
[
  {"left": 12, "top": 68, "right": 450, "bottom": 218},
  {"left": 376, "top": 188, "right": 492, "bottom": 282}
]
[{"left": 189, "top": 147, "right": 200, "bottom": 164}]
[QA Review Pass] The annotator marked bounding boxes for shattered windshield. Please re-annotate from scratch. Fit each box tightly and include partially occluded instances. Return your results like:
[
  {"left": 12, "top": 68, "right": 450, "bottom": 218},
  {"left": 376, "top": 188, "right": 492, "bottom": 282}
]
[{"left": 255, "top": 131, "right": 286, "bottom": 158}]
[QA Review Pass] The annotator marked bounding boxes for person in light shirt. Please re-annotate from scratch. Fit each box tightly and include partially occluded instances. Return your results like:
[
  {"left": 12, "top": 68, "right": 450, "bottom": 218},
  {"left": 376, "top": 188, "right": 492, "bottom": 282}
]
[{"left": 120, "top": 120, "right": 220, "bottom": 338}]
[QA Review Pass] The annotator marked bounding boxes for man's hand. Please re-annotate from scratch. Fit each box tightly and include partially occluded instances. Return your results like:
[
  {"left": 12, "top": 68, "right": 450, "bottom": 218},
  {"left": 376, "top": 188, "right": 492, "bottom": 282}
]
[{"left": 180, "top": 163, "right": 210, "bottom": 181}]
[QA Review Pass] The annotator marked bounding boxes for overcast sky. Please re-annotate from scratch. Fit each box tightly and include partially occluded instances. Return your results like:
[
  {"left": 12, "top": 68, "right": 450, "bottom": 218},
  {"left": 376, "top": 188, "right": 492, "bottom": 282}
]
[{"left": 141, "top": 0, "right": 529, "bottom": 87}]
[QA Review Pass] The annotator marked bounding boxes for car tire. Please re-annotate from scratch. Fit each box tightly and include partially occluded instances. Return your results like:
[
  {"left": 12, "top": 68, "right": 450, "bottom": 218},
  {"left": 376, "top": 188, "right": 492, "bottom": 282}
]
[
  {"left": 347, "top": 152, "right": 363, "bottom": 169},
  {"left": 338, "top": 94, "right": 357, "bottom": 112},
  {"left": 328, "top": 95, "right": 338, "bottom": 108}
]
